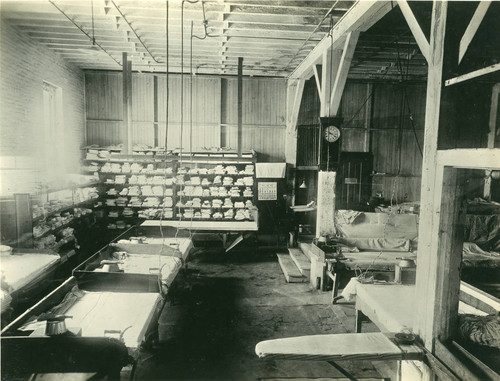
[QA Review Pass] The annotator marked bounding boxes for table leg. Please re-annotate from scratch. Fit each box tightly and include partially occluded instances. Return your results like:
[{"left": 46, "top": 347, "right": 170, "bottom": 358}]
[
  {"left": 355, "top": 309, "right": 366, "bottom": 333},
  {"left": 327, "top": 361, "right": 356, "bottom": 381}
]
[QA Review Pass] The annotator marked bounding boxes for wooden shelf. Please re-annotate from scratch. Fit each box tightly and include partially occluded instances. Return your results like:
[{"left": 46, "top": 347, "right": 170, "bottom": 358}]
[
  {"left": 32, "top": 198, "right": 98, "bottom": 223},
  {"left": 84, "top": 146, "right": 257, "bottom": 225}
]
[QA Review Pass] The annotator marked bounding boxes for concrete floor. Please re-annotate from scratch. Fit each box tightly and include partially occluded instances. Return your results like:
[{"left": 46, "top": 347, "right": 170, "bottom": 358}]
[{"left": 134, "top": 246, "right": 397, "bottom": 380}]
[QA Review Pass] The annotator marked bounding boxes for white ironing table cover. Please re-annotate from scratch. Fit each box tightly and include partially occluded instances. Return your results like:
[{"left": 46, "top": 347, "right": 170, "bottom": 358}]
[{"left": 1, "top": 253, "right": 60, "bottom": 292}]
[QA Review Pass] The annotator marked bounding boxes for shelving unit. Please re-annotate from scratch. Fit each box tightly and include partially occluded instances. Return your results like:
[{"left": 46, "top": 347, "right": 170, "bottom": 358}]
[
  {"left": 82, "top": 147, "right": 177, "bottom": 229},
  {"left": 83, "top": 147, "right": 259, "bottom": 228},
  {"left": 171, "top": 150, "right": 257, "bottom": 222},
  {"left": 12, "top": 179, "right": 99, "bottom": 257}
]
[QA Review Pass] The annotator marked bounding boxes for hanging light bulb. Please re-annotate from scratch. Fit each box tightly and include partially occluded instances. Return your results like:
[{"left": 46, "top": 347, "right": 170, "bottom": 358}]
[{"left": 299, "top": 179, "right": 307, "bottom": 189}]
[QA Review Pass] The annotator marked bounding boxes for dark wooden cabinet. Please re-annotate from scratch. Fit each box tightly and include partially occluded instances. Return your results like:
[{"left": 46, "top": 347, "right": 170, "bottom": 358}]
[{"left": 336, "top": 152, "right": 373, "bottom": 210}]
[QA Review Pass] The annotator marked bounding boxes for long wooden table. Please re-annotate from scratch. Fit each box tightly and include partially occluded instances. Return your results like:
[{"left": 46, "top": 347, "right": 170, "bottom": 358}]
[
  {"left": 141, "top": 219, "right": 258, "bottom": 231},
  {"left": 354, "top": 282, "right": 497, "bottom": 333},
  {"left": 141, "top": 219, "right": 258, "bottom": 252}
]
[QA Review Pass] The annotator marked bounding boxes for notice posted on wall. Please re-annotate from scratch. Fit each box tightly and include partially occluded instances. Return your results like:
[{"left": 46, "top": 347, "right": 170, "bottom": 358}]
[{"left": 258, "top": 182, "right": 277, "bottom": 201}]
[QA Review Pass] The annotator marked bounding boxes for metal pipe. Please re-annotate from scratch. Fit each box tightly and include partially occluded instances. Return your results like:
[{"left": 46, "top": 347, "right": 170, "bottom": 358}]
[{"left": 165, "top": 0, "right": 169, "bottom": 149}]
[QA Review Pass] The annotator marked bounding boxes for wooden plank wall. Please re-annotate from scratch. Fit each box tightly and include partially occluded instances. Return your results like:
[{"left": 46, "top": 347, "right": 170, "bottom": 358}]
[
  {"left": 295, "top": 79, "right": 427, "bottom": 202},
  {"left": 370, "top": 83, "right": 426, "bottom": 202},
  {"left": 221, "top": 77, "right": 286, "bottom": 162},
  {"left": 85, "top": 71, "right": 286, "bottom": 162}
]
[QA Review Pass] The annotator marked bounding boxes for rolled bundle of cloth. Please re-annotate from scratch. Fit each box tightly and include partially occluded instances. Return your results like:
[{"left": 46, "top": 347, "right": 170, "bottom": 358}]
[
  {"left": 458, "top": 313, "right": 500, "bottom": 349},
  {"left": 338, "top": 237, "right": 411, "bottom": 252}
]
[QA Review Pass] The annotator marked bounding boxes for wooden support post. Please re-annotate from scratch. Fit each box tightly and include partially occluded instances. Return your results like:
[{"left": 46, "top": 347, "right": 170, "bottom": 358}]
[
  {"left": 285, "top": 78, "right": 304, "bottom": 206},
  {"left": 320, "top": 49, "right": 341, "bottom": 117},
  {"left": 316, "top": 171, "right": 336, "bottom": 237},
  {"left": 122, "top": 52, "right": 132, "bottom": 154},
  {"left": 433, "top": 168, "right": 465, "bottom": 342},
  {"left": 484, "top": 83, "right": 500, "bottom": 200},
  {"left": 285, "top": 79, "right": 305, "bottom": 167},
  {"left": 153, "top": 75, "right": 159, "bottom": 147},
  {"left": 237, "top": 57, "right": 243, "bottom": 158},
  {"left": 414, "top": 0, "right": 447, "bottom": 350}
]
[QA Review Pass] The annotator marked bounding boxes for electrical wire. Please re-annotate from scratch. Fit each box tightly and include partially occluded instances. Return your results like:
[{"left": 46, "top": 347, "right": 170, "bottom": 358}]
[
  {"left": 192, "top": 0, "right": 222, "bottom": 40},
  {"left": 48, "top": 0, "right": 121, "bottom": 67},
  {"left": 157, "top": 0, "right": 172, "bottom": 298}
]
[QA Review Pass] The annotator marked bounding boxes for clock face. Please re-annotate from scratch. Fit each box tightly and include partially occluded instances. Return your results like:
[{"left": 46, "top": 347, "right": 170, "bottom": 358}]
[{"left": 323, "top": 126, "right": 340, "bottom": 143}]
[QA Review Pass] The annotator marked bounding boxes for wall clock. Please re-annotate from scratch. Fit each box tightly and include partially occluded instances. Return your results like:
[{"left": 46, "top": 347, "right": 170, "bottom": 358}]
[{"left": 323, "top": 125, "right": 341, "bottom": 143}]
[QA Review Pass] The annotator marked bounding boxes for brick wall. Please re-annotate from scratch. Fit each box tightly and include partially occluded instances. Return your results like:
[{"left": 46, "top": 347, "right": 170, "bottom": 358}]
[{"left": 0, "top": 16, "right": 85, "bottom": 196}]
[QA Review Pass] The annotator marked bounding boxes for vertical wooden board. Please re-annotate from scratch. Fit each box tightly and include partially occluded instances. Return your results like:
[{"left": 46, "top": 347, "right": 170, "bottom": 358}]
[
  {"left": 434, "top": 168, "right": 464, "bottom": 342},
  {"left": 400, "top": 130, "right": 424, "bottom": 175},
  {"left": 86, "top": 121, "right": 121, "bottom": 146},
  {"left": 223, "top": 78, "right": 238, "bottom": 126},
  {"left": 85, "top": 72, "right": 123, "bottom": 120},
  {"left": 158, "top": 123, "right": 181, "bottom": 151},
  {"left": 372, "top": 84, "right": 403, "bottom": 130},
  {"left": 131, "top": 74, "right": 153, "bottom": 124},
  {"left": 341, "top": 128, "right": 369, "bottom": 152},
  {"left": 191, "top": 77, "right": 221, "bottom": 149},
  {"left": 131, "top": 122, "right": 154, "bottom": 146},
  {"left": 414, "top": 0, "right": 448, "bottom": 349},
  {"left": 340, "top": 82, "right": 369, "bottom": 128},
  {"left": 371, "top": 129, "right": 400, "bottom": 174},
  {"left": 316, "top": 171, "right": 336, "bottom": 237},
  {"left": 403, "top": 84, "right": 427, "bottom": 130}
]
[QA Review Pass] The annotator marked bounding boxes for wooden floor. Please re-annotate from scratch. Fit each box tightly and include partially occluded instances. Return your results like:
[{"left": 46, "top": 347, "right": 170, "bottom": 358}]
[{"left": 134, "top": 246, "right": 398, "bottom": 380}]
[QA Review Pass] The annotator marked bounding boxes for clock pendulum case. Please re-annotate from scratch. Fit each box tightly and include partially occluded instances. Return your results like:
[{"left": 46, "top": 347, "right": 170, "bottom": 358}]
[{"left": 318, "top": 117, "right": 343, "bottom": 171}]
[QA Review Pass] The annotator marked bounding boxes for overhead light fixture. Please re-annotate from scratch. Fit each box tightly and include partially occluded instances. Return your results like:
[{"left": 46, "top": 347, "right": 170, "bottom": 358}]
[{"left": 299, "top": 179, "right": 307, "bottom": 189}]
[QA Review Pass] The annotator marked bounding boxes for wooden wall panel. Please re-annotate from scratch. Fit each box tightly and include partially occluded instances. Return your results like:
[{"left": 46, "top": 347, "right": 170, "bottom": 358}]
[
  {"left": 131, "top": 75, "right": 153, "bottom": 123},
  {"left": 86, "top": 72, "right": 224, "bottom": 151},
  {"left": 85, "top": 72, "right": 122, "bottom": 120},
  {"left": 86, "top": 121, "right": 122, "bottom": 146},
  {"left": 85, "top": 72, "right": 285, "bottom": 159},
  {"left": 296, "top": 79, "right": 320, "bottom": 167},
  {"left": 340, "top": 83, "right": 371, "bottom": 152},
  {"left": 132, "top": 122, "right": 154, "bottom": 146},
  {"left": 221, "top": 77, "right": 286, "bottom": 161},
  {"left": 294, "top": 80, "right": 427, "bottom": 202}
]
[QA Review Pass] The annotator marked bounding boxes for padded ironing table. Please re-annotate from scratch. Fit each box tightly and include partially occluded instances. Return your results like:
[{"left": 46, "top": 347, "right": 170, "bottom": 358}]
[
  {"left": 1, "top": 276, "right": 162, "bottom": 379},
  {"left": 1, "top": 250, "right": 60, "bottom": 322}
]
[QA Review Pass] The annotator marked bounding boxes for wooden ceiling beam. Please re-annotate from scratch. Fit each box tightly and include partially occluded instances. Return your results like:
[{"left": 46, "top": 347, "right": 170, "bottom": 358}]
[
  {"left": 223, "top": 13, "right": 322, "bottom": 27},
  {"left": 290, "top": 1, "right": 393, "bottom": 79},
  {"left": 213, "top": 1, "right": 348, "bottom": 11},
  {"left": 228, "top": 5, "right": 332, "bottom": 17},
  {"left": 226, "top": 22, "right": 330, "bottom": 33}
]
